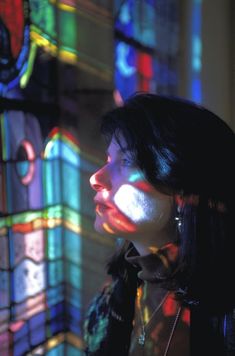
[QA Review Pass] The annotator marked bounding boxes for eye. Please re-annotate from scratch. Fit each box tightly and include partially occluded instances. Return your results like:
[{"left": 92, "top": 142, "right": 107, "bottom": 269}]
[{"left": 120, "top": 158, "right": 135, "bottom": 167}]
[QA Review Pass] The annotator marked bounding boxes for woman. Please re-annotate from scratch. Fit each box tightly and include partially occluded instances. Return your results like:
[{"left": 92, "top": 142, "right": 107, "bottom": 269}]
[{"left": 83, "top": 93, "right": 235, "bottom": 355}]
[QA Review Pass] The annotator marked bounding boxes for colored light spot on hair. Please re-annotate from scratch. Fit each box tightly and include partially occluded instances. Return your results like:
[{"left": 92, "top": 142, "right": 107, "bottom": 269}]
[
  {"left": 181, "top": 308, "right": 190, "bottom": 326},
  {"left": 102, "top": 223, "right": 115, "bottom": 234},
  {"left": 149, "top": 246, "right": 159, "bottom": 254},
  {"left": 163, "top": 243, "right": 179, "bottom": 263},
  {"left": 162, "top": 294, "right": 178, "bottom": 317}
]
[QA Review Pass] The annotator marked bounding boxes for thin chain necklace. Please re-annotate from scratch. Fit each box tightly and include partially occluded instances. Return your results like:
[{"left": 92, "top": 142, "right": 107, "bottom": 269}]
[
  {"left": 137, "top": 287, "right": 170, "bottom": 346},
  {"left": 136, "top": 286, "right": 182, "bottom": 356}
]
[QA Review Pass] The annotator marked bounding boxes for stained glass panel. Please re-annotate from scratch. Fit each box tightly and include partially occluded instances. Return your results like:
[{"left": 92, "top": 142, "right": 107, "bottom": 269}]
[
  {"left": 0, "top": 110, "right": 83, "bottom": 354},
  {"left": 114, "top": 0, "right": 180, "bottom": 99}
]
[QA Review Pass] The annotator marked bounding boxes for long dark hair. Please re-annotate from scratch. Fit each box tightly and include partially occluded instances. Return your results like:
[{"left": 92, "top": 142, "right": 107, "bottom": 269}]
[{"left": 101, "top": 93, "right": 235, "bottom": 312}]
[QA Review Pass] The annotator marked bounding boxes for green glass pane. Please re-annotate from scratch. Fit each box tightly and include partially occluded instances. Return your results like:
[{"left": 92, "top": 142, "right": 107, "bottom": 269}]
[
  {"left": 59, "top": 10, "right": 77, "bottom": 49},
  {"left": 30, "top": 0, "right": 56, "bottom": 39}
]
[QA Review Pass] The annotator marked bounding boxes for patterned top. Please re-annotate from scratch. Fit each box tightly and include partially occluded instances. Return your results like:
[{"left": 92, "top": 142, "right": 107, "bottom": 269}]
[
  {"left": 125, "top": 245, "right": 190, "bottom": 356},
  {"left": 83, "top": 243, "right": 235, "bottom": 355}
]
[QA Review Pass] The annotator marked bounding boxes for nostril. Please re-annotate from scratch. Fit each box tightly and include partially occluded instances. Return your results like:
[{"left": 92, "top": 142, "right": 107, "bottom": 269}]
[
  {"left": 92, "top": 184, "right": 103, "bottom": 191},
  {"left": 89, "top": 169, "right": 111, "bottom": 191},
  {"left": 90, "top": 174, "right": 104, "bottom": 191}
]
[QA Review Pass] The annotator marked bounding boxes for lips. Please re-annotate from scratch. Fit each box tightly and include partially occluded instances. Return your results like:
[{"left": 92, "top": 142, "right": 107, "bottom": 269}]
[
  {"left": 96, "top": 203, "right": 110, "bottom": 215},
  {"left": 94, "top": 199, "right": 112, "bottom": 215}
]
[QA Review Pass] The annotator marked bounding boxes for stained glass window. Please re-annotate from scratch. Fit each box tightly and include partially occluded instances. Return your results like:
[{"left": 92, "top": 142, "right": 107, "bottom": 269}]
[
  {"left": 114, "top": 0, "right": 180, "bottom": 100},
  {"left": 0, "top": 0, "right": 31, "bottom": 93},
  {"left": 190, "top": 0, "right": 202, "bottom": 102},
  {"left": 0, "top": 113, "right": 84, "bottom": 354}
]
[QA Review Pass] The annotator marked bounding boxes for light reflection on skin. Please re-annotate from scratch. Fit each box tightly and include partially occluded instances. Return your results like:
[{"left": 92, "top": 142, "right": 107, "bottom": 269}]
[{"left": 90, "top": 136, "right": 176, "bottom": 255}]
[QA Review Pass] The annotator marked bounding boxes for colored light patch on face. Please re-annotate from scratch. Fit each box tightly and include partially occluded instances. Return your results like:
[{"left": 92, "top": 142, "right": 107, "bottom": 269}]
[
  {"left": 100, "top": 208, "right": 137, "bottom": 233},
  {"left": 128, "top": 172, "right": 153, "bottom": 193},
  {"left": 113, "top": 184, "right": 162, "bottom": 224},
  {"left": 129, "top": 171, "right": 145, "bottom": 183}
]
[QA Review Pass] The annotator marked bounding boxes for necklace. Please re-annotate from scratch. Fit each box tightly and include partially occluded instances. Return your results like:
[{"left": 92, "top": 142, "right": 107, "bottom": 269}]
[
  {"left": 137, "top": 287, "right": 170, "bottom": 346},
  {"left": 136, "top": 287, "right": 182, "bottom": 356}
]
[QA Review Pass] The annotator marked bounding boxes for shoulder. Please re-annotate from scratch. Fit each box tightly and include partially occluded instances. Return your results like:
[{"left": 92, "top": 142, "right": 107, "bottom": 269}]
[
  {"left": 83, "top": 280, "right": 122, "bottom": 355},
  {"left": 83, "top": 276, "right": 137, "bottom": 355}
]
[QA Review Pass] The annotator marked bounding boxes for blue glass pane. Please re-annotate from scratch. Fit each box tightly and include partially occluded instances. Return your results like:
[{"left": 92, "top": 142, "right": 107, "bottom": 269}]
[
  {"left": 13, "top": 323, "right": 29, "bottom": 356},
  {"left": 47, "top": 304, "right": 65, "bottom": 336},
  {"left": 64, "top": 230, "right": 81, "bottom": 264},
  {"left": 61, "top": 142, "right": 80, "bottom": 167},
  {"left": 0, "top": 270, "right": 9, "bottom": 308},
  {"left": 115, "top": 41, "right": 137, "bottom": 100},
  {"left": 16, "top": 161, "right": 29, "bottom": 178},
  {"left": 67, "top": 304, "right": 81, "bottom": 336},
  {"left": 46, "top": 343, "right": 65, "bottom": 356},
  {"left": 67, "top": 344, "right": 83, "bottom": 356},
  {"left": 47, "top": 227, "right": 62, "bottom": 260},
  {"left": 66, "top": 286, "right": 81, "bottom": 309},
  {"left": 43, "top": 160, "right": 61, "bottom": 205},
  {"left": 30, "top": 324, "right": 46, "bottom": 346},
  {"left": 14, "top": 338, "right": 30, "bottom": 356},
  {"left": 13, "top": 323, "right": 28, "bottom": 342},
  {"left": 48, "top": 260, "right": 63, "bottom": 287},
  {"left": 29, "top": 310, "right": 46, "bottom": 329},
  {"left": 49, "top": 317, "right": 65, "bottom": 335},
  {"left": 133, "top": 2, "right": 156, "bottom": 46},
  {"left": 65, "top": 261, "right": 81, "bottom": 289},
  {"left": 62, "top": 161, "right": 80, "bottom": 210},
  {"left": 115, "top": 0, "right": 134, "bottom": 37},
  {"left": 47, "top": 285, "right": 64, "bottom": 307},
  {"left": 50, "top": 302, "right": 64, "bottom": 318},
  {"left": 0, "top": 237, "right": 9, "bottom": 269},
  {"left": 13, "top": 260, "right": 45, "bottom": 302}
]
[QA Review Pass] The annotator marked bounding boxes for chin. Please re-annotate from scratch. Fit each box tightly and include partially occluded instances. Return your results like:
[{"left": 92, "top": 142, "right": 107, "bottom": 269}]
[{"left": 94, "top": 219, "right": 113, "bottom": 235}]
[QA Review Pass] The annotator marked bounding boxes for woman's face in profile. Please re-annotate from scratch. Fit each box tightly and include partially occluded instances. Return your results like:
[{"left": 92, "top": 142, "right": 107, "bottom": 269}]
[{"left": 90, "top": 135, "right": 174, "bottom": 245}]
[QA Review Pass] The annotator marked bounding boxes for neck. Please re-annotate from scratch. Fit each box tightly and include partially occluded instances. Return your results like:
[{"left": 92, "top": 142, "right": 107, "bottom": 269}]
[{"left": 131, "top": 234, "right": 175, "bottom": 256}]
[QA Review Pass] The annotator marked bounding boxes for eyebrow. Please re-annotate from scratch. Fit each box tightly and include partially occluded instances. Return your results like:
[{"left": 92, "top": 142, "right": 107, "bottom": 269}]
[{"left": 106, "top": 147, "right": 131, "bottom": 156}]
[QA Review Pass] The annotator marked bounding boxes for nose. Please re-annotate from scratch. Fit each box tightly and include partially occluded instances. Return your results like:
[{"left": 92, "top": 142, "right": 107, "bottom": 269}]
[{"left": 89, "top": 166, "right": 111, "bottom": 192}]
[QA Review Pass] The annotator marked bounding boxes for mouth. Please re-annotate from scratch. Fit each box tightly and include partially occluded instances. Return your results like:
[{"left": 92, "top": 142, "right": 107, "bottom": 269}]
[{"left": 94, "top": 199, "right": 112, "bottom": 215}]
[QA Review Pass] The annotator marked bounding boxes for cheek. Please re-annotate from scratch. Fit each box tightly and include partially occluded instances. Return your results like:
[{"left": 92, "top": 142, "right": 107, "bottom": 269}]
[
  {"left": 113, "top": 184, "right": 161, "bottom": 224},
  {"left": 94, "top": 206, "right": 137, "bottom": 233}
]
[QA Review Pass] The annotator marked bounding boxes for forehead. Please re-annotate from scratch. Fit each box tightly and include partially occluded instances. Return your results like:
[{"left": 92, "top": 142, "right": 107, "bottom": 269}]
[{"left": 107, "top": 135, "right": 129, "bottom": 155}]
